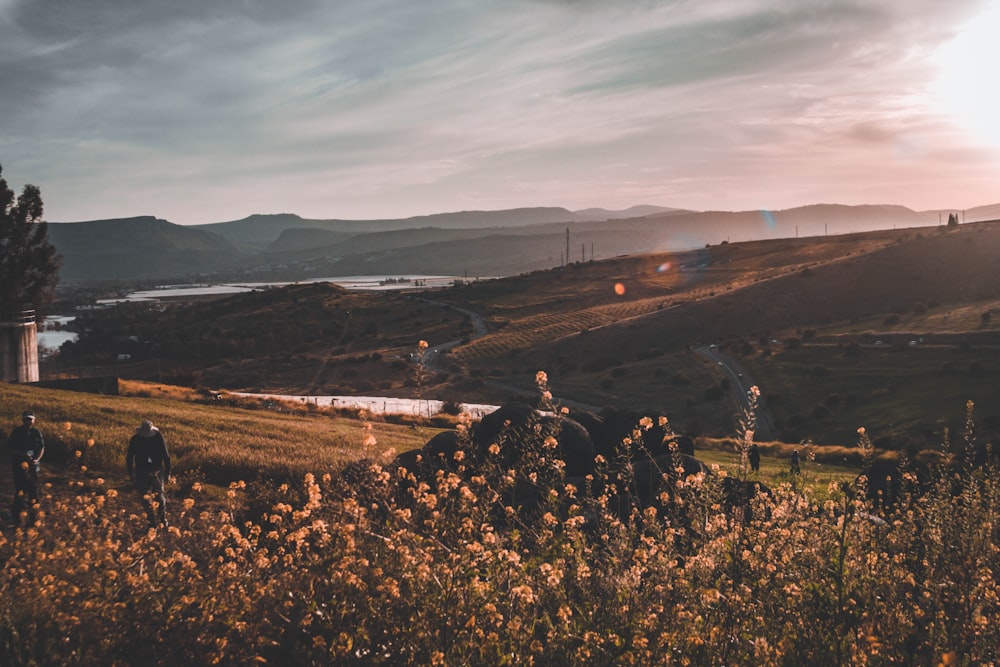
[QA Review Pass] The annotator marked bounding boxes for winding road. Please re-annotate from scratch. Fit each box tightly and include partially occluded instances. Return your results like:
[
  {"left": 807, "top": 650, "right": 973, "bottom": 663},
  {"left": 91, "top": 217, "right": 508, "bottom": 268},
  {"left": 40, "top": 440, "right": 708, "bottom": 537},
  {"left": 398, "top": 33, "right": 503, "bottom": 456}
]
[{"left": 695, "top": 346, "right": 776, "bottom": 441}]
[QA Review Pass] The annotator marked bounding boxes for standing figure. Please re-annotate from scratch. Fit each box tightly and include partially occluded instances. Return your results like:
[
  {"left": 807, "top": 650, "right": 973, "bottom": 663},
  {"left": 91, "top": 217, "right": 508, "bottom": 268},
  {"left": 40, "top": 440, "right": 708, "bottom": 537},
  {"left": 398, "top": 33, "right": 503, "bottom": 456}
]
[
  {"left": 7, "top": 410, "right": 45, "bottom": 524},
  {"left": 127, "top": 419, "right": 171, "bottom": 528},
  {"left": 790, "top": 449, "right": 801, "bottom": 475},
  {"left": 748, "top": 443, "right": 761, "bottom": 472}
]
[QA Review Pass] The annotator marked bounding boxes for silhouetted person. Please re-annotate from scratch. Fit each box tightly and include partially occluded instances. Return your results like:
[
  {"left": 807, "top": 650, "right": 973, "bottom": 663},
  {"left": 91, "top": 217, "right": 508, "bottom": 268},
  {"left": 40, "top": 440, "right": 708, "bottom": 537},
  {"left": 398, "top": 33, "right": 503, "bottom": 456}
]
[
  {"left": 748, "top": 443, "right": 761, "bottom": 472},
  {"left": 127, "top": 420, "right": 171, "bottom": 528},
  {"left": 790, "top": 449, "right": 801, "bottom": 475},
  {"left": 7, "top": 410, "right": 44, "bottom": 525}
]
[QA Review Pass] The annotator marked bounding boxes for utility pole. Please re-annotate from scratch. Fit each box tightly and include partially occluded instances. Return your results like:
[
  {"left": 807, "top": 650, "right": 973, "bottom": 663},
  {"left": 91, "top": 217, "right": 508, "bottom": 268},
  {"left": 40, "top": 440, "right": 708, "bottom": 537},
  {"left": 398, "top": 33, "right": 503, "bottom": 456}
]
[
  {"left": 581, "top": 243, "right": 585, "bottom": 263},
  {"left": 565, "top": 228, "right": 570, "bottom": 266}
]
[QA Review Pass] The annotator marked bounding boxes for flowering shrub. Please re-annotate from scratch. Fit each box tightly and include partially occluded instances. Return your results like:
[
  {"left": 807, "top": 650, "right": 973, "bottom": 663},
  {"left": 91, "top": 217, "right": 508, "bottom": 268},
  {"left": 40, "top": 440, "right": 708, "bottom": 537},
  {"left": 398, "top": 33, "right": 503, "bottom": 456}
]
[{"left": 2, "top": 390, "right": 998, "bottom": 665}]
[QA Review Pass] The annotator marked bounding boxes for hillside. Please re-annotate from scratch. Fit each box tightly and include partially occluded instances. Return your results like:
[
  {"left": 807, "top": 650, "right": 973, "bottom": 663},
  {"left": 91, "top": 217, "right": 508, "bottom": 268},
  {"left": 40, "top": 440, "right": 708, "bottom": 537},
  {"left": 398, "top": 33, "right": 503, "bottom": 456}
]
[
  {"left": 46, "top": 203, "right": 964, "bottom": 285},
  {"left": 44, "top": 219, "right": 1000, "bottom": 449},
  {"left": 46, "top": 216, "right": 244, "bottom": 283}
]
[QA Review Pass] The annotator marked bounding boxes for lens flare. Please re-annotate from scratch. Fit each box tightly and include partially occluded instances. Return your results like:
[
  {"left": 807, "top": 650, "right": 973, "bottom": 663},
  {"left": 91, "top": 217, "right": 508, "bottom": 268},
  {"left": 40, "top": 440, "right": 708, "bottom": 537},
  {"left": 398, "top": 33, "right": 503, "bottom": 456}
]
[
  {"left": 614, "top": 283, "right": 626, "bottom": 296},
  {"left": 656, "top": 262, "right": 672, "bottom": 273},
  {"left": 760, "top": 210, "right": 777, "bottom": 229}
]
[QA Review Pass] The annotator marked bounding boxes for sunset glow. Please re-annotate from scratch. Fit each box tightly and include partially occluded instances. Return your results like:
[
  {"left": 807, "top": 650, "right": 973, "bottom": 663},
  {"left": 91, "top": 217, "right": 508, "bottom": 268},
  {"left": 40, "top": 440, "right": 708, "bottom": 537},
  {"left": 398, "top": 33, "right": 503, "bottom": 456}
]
[
  {"left": 1, "top": 1, "right": 998, "bottom": 223},
  {"left": 932, "top": 3, "right": 1000, "bottom": 149}
]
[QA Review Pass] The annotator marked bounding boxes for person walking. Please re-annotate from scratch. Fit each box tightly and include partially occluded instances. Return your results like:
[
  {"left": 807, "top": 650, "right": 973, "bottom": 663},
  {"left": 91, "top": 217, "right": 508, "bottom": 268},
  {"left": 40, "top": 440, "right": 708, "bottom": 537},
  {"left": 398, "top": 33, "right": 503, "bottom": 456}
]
[
  {"left": 7, "top": 410, "right": 45, "bottom": 524},
  {"left": 748, "top": 443, "right": 761, "bottom": 472},
  {"left": 126, "top": 419, "right": 171, "bottom": 528},
  {"left": 790, "top": 449, "right": 801, "bottom": 476}
]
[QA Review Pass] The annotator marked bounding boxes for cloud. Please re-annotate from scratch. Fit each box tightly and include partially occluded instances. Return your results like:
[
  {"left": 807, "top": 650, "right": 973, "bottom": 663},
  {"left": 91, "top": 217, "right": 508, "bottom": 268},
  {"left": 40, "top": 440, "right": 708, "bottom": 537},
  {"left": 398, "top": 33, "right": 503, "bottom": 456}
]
[{"left": 0, "top": 0, "right": 997, "bottom": 223}]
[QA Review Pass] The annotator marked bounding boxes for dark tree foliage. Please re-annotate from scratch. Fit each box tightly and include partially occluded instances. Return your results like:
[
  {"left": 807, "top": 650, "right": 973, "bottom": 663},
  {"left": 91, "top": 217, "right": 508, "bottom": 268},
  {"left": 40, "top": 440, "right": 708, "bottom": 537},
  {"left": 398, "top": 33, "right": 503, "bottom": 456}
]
[{"left": 0, "top": 164, "right": 61, "bottom": 315}]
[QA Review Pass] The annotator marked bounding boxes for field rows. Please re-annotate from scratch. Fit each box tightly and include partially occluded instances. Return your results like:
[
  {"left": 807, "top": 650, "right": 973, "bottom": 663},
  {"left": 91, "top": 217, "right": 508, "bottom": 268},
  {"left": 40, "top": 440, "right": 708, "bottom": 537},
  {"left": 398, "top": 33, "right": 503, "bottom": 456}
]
[
  {"left": 450, "top": 262, "right": 821, "bottom": 365},
  {"left": 453, "top": 295, "right": 675, "bottom": 362}
]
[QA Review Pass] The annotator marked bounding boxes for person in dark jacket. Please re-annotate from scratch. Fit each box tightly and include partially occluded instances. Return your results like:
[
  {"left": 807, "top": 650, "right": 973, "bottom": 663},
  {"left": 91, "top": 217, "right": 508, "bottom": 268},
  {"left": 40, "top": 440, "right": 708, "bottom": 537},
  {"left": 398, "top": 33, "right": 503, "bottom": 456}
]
[
  {"left": 790, "top": 449, "right": 801, "bottom": 475},
  {"left": 126, "top": 419, "right": 171, "bottom": 528},
  {"left": 7, "top": 410, "right": 45, "bottom": 524},
  {"left": 748, "top": 443, "right": 761, "bottom": 472}
]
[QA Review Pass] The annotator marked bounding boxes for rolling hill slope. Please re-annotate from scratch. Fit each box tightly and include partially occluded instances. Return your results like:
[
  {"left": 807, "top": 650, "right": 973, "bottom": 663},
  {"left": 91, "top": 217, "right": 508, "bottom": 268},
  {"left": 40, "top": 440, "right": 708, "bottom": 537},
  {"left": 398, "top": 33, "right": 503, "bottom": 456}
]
[
  {"left": 46, "top": 203, "right": 968, "bottom": 285},
  {"left": 46, "top": 216, "right": 243, "bottom": 283}
]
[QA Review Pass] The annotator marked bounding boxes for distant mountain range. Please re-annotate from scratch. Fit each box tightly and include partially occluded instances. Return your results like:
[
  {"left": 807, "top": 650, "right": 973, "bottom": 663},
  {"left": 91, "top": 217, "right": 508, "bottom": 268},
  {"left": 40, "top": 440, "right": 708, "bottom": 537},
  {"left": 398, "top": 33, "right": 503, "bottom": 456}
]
[{"left": 47, "top": 203, "right": 997, "bottom": 285}]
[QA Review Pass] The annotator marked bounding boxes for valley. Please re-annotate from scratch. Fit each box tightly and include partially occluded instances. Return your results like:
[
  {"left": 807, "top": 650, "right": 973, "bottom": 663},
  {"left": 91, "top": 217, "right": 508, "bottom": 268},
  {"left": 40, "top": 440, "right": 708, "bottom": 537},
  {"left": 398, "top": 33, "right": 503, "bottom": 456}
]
[{"left": 45, "top": 218, "right": 1000, "bottom": 452}]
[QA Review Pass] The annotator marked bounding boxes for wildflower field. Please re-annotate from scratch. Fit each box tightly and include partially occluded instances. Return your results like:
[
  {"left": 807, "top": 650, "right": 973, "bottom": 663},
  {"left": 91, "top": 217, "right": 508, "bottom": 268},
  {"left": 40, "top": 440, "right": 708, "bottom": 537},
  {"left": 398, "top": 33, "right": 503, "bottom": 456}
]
[{"left": 1, "top": 381, "right": 998, "bottom": 666}]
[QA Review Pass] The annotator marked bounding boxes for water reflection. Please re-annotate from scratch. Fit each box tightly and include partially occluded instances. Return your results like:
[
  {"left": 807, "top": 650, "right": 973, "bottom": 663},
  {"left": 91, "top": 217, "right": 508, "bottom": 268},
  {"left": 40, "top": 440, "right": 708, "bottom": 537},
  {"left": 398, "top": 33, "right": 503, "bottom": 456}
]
[{"left": 100, "top": 275, "right": 466, "bottom": 303}]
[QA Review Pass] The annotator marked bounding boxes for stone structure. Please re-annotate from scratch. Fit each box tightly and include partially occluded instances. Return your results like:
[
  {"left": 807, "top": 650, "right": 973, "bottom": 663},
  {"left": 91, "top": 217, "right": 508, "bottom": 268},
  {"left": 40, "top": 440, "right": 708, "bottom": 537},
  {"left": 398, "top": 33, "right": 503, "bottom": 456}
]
[{"left": 0, "top": 310, "right": 39, "bottom": 383}]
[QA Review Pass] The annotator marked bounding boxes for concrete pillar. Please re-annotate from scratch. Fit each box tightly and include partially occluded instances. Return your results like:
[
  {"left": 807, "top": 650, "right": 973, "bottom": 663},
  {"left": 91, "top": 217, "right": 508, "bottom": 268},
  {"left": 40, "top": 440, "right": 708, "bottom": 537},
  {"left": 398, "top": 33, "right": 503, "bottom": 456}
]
[{"left": 0, "top": 310, "right": 39, "bottom": 383}]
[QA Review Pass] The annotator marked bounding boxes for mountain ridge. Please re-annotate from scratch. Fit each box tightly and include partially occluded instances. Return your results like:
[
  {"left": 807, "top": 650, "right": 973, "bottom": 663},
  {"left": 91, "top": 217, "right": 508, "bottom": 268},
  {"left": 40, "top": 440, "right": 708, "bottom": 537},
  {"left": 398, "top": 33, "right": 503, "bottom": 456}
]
[{"left": 46, "top": 203, "right": 994, "bottom": 284}]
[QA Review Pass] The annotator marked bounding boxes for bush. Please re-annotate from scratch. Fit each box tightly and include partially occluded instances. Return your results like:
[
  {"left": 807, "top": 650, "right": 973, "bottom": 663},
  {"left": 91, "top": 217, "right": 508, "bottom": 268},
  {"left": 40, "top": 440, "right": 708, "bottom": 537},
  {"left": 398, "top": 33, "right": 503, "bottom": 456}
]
[{"left": 703, "top": 386, "right": 724, "bottom": 401}]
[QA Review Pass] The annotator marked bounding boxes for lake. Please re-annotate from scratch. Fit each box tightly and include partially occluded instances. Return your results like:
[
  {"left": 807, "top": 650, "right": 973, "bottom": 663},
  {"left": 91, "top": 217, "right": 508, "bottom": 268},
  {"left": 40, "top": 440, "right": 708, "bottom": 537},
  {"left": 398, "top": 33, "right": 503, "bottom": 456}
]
[
  {"left": 98, "top": 274, "right": 469, "bottom": 303},
  {"left": 37, "top": 315, "right": 79, "bottom": 351},
  {"left": 42, "top": 274, "right": 472, "bottom": 352}
]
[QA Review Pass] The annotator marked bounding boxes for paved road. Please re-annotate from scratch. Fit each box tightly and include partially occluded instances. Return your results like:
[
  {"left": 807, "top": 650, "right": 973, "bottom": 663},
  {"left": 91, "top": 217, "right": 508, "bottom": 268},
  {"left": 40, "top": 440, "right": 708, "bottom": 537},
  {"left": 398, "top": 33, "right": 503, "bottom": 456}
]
[
  {"left": 405, "top": 296, "right": 488, "bottom": 367},
  {"left": 695, "top": 346, "right": 776, "bottom": 441},
  {"left": 412, "top": 297, "right": 603, "bottom": 412}
]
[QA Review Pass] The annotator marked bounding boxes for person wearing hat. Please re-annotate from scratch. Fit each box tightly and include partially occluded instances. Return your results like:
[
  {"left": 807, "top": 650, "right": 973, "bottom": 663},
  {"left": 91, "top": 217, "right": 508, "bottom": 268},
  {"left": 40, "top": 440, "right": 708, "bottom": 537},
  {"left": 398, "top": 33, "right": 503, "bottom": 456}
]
[
  {"left": 126, "top": 419, "right": 171, "bottom": 528},
  {"left": 7, "top": 410, "right": 45, "bottom": 524}
]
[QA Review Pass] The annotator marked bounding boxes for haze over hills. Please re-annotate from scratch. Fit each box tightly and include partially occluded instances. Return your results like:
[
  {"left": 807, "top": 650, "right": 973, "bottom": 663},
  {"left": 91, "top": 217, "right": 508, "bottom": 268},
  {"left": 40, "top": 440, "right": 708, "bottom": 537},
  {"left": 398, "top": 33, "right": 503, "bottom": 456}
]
[
  {"left": 51, "top": 217, "right": 1000, "bottom": 447},
  {"left": 189, "top": 206, "right": 685, "bottom": 253},
  {"left": 46, "top": 202, "right": 985, "bottom": 285}
]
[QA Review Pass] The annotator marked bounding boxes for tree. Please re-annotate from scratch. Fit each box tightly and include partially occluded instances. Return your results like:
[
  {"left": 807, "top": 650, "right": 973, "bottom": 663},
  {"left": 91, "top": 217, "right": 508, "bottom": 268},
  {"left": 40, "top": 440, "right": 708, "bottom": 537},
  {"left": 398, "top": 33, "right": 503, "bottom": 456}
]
[
  {"left": 947, "top": 212, "right": 959, "bottom": 228},
  {"left": 0, "top": 164, "right": 61, "bottom": 316}
]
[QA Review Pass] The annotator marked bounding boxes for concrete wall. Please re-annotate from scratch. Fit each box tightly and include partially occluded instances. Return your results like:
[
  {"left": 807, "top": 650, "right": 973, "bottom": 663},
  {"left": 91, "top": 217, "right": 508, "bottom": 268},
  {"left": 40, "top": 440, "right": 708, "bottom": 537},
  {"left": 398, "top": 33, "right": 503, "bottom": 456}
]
[
  {"left": 33, "top": 376, "right": 119, "bottom": 395},
  {"left": 0, "top": 313, "right": 39, "bottom": 383}
]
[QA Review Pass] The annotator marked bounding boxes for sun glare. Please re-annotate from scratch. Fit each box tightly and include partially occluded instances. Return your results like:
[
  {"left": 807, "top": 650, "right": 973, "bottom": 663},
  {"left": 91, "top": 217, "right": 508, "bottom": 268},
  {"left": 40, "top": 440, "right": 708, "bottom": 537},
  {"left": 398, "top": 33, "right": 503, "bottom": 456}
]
[{"left": 932, "top": 3, "right": 1000, "bottom": 148}]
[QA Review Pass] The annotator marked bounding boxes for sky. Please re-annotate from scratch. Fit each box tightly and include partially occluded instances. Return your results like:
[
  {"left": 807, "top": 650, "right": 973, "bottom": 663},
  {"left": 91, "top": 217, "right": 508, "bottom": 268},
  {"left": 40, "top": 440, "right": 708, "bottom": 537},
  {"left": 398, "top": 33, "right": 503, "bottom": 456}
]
[{"left": 2, "top": 0, "right": 999, "bottom": 225}]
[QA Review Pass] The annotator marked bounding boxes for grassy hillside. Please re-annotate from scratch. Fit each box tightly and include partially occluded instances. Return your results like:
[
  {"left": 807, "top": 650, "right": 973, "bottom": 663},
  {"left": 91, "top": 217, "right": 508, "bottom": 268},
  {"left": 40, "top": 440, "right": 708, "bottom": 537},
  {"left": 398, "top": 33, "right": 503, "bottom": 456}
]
[
  {"left": 46, "top": 220, "right": 1000, "bottom": 449},
  {"left": 47, "top": 216, "right": 245, "bottom": 282},
  {"left": 0, "top": 380, "right": 433, "bottom": 501},
  {"left": 736, "top": 296, "right": 1000, "bottom": 448},
  {"left": 54, "top": 282, "right": 471, "bottom": 394}
]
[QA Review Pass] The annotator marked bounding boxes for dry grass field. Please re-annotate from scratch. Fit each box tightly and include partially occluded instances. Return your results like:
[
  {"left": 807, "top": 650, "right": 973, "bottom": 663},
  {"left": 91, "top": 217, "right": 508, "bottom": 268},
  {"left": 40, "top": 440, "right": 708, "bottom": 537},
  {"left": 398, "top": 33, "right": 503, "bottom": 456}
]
[
  {"left": 2, "top": 374, "right": 997, "bottom": 665},
  {"left": 0, "top": 380, "right": 436, "bottom": 506}
]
